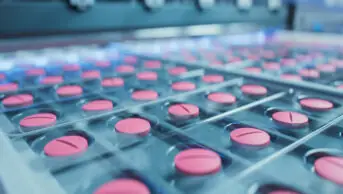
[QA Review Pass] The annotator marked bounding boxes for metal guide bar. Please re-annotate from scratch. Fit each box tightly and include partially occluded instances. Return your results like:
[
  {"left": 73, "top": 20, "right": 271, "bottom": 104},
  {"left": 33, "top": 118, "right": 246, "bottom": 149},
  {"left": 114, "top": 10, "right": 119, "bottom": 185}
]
[{"left": 9, "top": 77, "right": 243, "bottom": 138}]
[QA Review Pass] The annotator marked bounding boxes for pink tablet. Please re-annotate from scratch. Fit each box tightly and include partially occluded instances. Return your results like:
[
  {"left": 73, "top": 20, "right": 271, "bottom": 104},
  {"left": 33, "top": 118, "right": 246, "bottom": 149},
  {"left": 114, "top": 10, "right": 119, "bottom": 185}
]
[
  {"left": 207, "top": 92, "right": 236, "bottom": 105},
  {"left": 63, "top": 64, "right": 80, "bottom": 72},
  {"left": 26, "top": 68, "right": 45, "bottom": 76},
  {"left": 272, "top": 111, "right": 309, "bottom": 127},
  {"left": 95, "top": 60, "right": 111, "bottom": 68},
  {"left": 241, "top": 84, "right": 268, "bottom": 96},
  {"left": 317, "top": 64, "right": 336, "bottom": 73},
  {"left": 168, "top": 67, "right": 188, "bottom": 76},
  {"left": 269, "top": 190, "right": 299, "bottom": 194},
  {"left": 94, "top": 179, "right": 150, "bottom": 194},
  {"left": 244, "top": 67, "right": 262, "bottom": 74},
  {"left": 230, "top": 127, "right": 270, "bottom": 147},
  {"left": 123, "top": 56, "right": 137, "bottom": 64},
  {"left": 202, "top": 75, "right": 224, "bottom": 83},
  {"left": 0, "top": 83, "right": 18, "bottom": 93},
  {"left": 280, "top": 74, "right": 302, "bottom": 81},
  {"left": 298, "top": 69, "right": 320, "bottom": 79},
  {"left": 228, "top": 57, "right": 241, "bottom": 63},
  {"left": 41, "top": 76, "right": 64, "bottom": 85},
  {"left": 136, "top": 72, "right": 158, "bottom": 81},
  {"left": 299, "top": 98, "right": 333, "bottom": 111},
  {"left": 44, "top": 135, "right": 88, "bottom": 157},
  {"left": 168, "top": 103, "right": 199, "bottom": 119},
  {"left": 131, "top": 90, "right": 158, "bottom": 101},
  {"left": 57, "top": 85, "right": 83, "bottom": 97},
  {"left": 144, "top": 61, "right": 161, "bottom": 69},
  {"left": 115, "top": 118, "right": 151, "bottom": 136},
  {"left": 280, "top": 58, "right": 296, "bottom": 67},
  {"left": 2, "top": 94, "right": 33, "bottom": 107},
  {"left": 314, "top": 156, "right": 343, "bottom": 185},
  {"left": 82, "top": 70, "right": 100, "bottom": 80},
  {"left": 20, "top": 113, "right": 57, "bottom": 128},
  {"left": 263, "top": 62, "right": 280, "bottom": 71},
  {"left": 101, "top": 77, "right": 124, "bottom": 88},
  {"left": 0, "top": 73, "right": 6, "bottom": 81},
  {"left": 116, "top": 65, "right": 135, "bottom": 73},
  {"left": 174, "top": 148, "right": 221, "bottom": 176},
  {"left": 171, "top": 82, "right": 196, "bottom": 91},
  {"left": 82, "top": 100, "right": 113, "bottom": 111}
]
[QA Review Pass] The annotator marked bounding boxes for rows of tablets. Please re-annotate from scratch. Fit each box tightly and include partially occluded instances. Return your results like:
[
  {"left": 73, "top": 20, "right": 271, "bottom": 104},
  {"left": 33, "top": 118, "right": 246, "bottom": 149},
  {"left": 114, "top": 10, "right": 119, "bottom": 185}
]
[
  {"left": 123, "top": 38, "right": 343, "bottom": 89},
  {"left": 150, "top": 41, "right": 343, "bottom": 89},
  {"left": 3, "top": 63, "right": 343, "bottom": 194}
]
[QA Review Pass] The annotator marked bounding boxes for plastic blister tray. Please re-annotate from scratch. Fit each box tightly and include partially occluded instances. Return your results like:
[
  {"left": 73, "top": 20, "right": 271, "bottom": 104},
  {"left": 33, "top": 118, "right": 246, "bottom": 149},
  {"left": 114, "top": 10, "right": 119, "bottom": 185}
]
[{"left": 0, "top": 38, "right": 343, "bottom": 194}]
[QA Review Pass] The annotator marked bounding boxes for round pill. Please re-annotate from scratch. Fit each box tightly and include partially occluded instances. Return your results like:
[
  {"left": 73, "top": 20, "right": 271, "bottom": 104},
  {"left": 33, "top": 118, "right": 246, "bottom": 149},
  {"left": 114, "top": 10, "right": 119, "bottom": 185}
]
[
  {"left": 123, "top": 56, "right": 137, "bottom": 64},
  {"left": 20, "top": 113, "right": 57, "bottom": 128},
  {"left": 136, "top": 71, "right": 158, "bottom": 81},
  {"left": 297, "top": 54, "right": 312, "bottom": 62},
  {"left": 57, "top": 85, "right": 83, "bottom": 97},
  {"left": 228, "top": 57, "right": 241, "bottom": 63},
  {"left": 0, "top": 83, "right": 18, "bottom": 93},
  {"left": 185, "top": 56, "right": 197, "bottom": 62},
  {"left": 230, "top": 127, "right": 270, "bottom": 147},
  {"left": 94, "top": 179, "right": 150, "bottom": 194},
  {"left": 0, "top": 73, "right": 6, "bottom": 81},
  {"left": 272, "top": 111, "right": 309, "bottom": 127},
  {"left": 298, "top": 69, "right": 320, "bottom": 78},
  {"left": 247, "top": 55, "right": 260, "bottom": 60},
  {"left": 82, "top": 100, "right": 113, "bottom": 111},
  {"left": 63, "top": 64, "right": 80, "bottom": 72},
  {"left": 168, "top": 103, "right": 199, "bottom": 119},
  {"left": 299, "top": 98, "right": 333, "bottom": 111},
  {"left": 263, "top": 51, "right": 275, "bottom": 59},
  {"left": 26, "top": 68, "right": 45, "bottom": 76},
  {"left": 44, "top": 135, "right": 88, "bottom": 157},
  {"left": 244, "top": 67, "right": 262, "bottom": 74},
  {"left": 263, "top": 62, "right": 280, "bottom": 71},
  {"left": 280, "top": 74, "right": 302, "bottom": 81},
  {"left": 331, "top": 59, "right": 343, "bottom": 66},
  {"left": 241, "top": 84, "right": 267, "bottom": 96},
  {"left": 210, "top": 60, "right": 223, "bottom": 66},
  {"left": 95, "top": 60, "right": 111, "bottom": 68},
  {"left": 101, "top": 77, "right": 124, "bottom": 88},
  {"left": 269, "top": 190, "right": 299, "bottom": 194},
  {"left": 82, "top": 70, "right": 100, "bottom": 79},
  {"left": 116, "top": 65, "right": 135, "bottom": 73},
  {"left": 174, "top": 148, "right": 222, "bottom": 176},
  {"left": 131, "top": 90, "right": 158, "bottom": 101},
  {"left": 41, "top": 76, "right": 63, "bottom": 85},
  {"left": 115, "top": 118, "right": 151, "bottom": 136},
  {"left": 332, "top": 59, "right": 343, "bottom": 68},
  {"left": 314, "top": 156, "right": 343, "bottom": 185},
  {"left": 171, "top": 82, "right": 196, "bottom": 91},
  {"left": 144, "top": 61, "right": 161, "bottom": 69},
  {"left": 207, "top": 92, "right": 236, "bottom": 105},
  {"left": 202, "top": 75, "right": 224, "bottom": 83},
  {"left": 280, "top": 58, "right": 296, "bottom": 67},
  {"left": 168, "top": 67, "right": 188, "bottom": 76},
  {"left": 317, "top": 64, "right": 336, "bottom": 73},
  {"left": 2, "top": 94, "right": 33, "bottom": 107}
]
